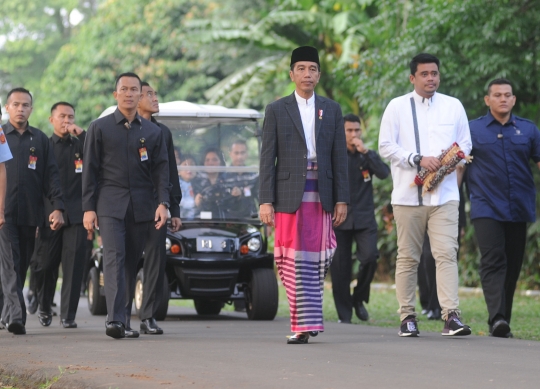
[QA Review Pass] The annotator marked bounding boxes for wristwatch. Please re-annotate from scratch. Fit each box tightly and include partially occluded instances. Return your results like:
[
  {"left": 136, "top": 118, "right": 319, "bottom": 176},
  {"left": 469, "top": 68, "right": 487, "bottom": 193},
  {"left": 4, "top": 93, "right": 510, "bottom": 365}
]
[
  {"left": 159, "top": 201, "right": 170, "bottom": 209},
  {"left": 413, "top": 154, "right": 423, "bottom": 166}
]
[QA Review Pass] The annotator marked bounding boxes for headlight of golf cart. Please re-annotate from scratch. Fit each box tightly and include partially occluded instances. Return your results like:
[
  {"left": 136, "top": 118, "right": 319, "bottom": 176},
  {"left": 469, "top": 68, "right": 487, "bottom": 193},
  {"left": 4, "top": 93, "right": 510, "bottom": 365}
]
[
  {"left": 247, "top": 237, "right": 261, "bottom": 252},
  {"left": 165, "top": 238, "right": 172, "bottom": 251}
]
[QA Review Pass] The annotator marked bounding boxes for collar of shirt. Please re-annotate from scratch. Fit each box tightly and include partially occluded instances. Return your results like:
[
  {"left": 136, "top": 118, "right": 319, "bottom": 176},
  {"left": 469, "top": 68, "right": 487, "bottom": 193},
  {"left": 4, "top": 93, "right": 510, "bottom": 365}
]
[
  {"left": 294, "top": 91, "right": 316, "bottom": 161},
  {"left": 114, "top": 108, "right": 142, "bottom": 126},
  {"left": 412, "top": 90, "right": 435, "bottom": 107},
  {"left": 51, "top": 133, "right": 73, "bottom": 144},
  {"left": 485, "top": 110, "right": 516, "bottom": 127},
  {"left": 3, "top": 121, "right": 34, "bottom": 136}
]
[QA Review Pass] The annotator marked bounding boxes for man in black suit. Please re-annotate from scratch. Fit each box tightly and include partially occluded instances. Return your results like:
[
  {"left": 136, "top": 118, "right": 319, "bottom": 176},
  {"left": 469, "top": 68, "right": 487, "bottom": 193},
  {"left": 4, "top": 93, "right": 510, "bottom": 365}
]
[
  {"left": 136, "top": 81, "right": 182, "bottom": 335},
  {"left": 82, "top": 73, "right": 170, "bottom": 339},
  {"left": 32, "top": 102, "right": 87, "bottom": 329},
  {"left": 0, "top": 88, "right": 64, "bottom": 335},
  {"left": 259, "top": 46, "right": 349, "bottom": 344},
  {"left": 331, "top": 114, "right": 389, "bottom": 323}
]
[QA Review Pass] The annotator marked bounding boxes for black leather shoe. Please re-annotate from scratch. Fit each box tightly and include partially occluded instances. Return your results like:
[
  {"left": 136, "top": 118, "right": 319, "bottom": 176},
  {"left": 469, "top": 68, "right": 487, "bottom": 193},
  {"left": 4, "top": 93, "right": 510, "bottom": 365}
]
[
  {"left": 125, "top": 327, "right": 140, "bottom": 338},
  {"left": 287, "top": 333, "right": 309, "bottom": 344},
  {"left": 490, "top": 319, "right": 511, "bottom": 338},
  {"left": 7, "top": 321, "right": 26, "bottom": 335},
  {"left": 105, "top": 321, "right": 125, "bottom": 339},
  {"left": 308, "top": 331, "right": 319, "bottom": 337},
  {"left": 427, "top": 308, "right": 442, "bottom": 320},
  {"left": 354, "top": 302, "right": 369, "bottom": 321},
  {"left": 140, "top": 318, "right": 163, "bottom": 335},
  {"left": 26, "top": 293, "right": 38, "bottom": 315},
  {"left": 61, "top": 319, "right": 77, "bottom": 328},
  {"left": 38, "top": 311, "right": 53, "bottom": 327}
]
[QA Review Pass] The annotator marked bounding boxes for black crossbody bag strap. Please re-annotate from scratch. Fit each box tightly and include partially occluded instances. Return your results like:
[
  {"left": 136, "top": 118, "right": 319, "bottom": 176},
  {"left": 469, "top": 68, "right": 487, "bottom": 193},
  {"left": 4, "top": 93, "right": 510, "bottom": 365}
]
[{"left": 410, "top": 97, "right": 423, "bottom": 205}]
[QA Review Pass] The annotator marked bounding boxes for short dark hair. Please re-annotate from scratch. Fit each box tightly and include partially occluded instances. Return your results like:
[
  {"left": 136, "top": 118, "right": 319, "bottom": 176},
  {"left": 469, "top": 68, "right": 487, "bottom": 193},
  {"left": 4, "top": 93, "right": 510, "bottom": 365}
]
[
  {"left": 7, "top": 87, "right": 33, "bottom": 104},
  {"left": 343, "top": 113, "right": 360, "bottom": 124},
  {"left": 50, "top": 101, "right": 75, "bottom": 114},
  {"left": 202, "top": 147, "right": 225, "bottom": 166},
  {"left": 180, "top": 154, "right": 196, "bottom": 164},
  {"left": 230, "top": 139, "right": 247, "bottom": 150},
  {"left": 141, "top": 81, "right": 150, "bottom": 88},
  {"left": 487, "top": 78, "right": 513, "bottom": 95},
  {"left": 114, "top": 72, "right": 142, "bottom": 90},
  {"left": 410, "top": 53, "right": 440, "bottom": 75}
]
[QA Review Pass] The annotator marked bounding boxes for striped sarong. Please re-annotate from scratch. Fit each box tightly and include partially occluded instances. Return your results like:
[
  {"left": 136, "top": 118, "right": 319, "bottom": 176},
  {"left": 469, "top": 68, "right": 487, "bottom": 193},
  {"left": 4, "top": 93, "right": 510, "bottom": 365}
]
[{"left": 274, "top": 162, "right": 336, "bottom": 332}]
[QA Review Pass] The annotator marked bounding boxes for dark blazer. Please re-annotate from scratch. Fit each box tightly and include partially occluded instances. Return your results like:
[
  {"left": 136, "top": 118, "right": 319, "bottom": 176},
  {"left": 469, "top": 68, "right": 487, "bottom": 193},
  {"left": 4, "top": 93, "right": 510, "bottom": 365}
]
[
  {"left": 259, "top": 93, "right": 349, "bottom": 213},
  {"left": 82, "top": 109, "right": 169, "bottom": 223},
  {"left": 43, "top": 133, "right": 85, "bottom": 225},
  {"left": 3, "top": 122, "right": 64, "bottom": 227}
]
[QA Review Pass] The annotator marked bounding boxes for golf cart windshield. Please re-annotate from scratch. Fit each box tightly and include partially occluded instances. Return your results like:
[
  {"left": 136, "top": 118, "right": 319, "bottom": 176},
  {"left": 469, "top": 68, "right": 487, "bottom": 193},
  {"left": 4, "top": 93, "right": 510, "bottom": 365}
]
[{"left": 160, "top": 117, "right": 261, "bottom": 223}]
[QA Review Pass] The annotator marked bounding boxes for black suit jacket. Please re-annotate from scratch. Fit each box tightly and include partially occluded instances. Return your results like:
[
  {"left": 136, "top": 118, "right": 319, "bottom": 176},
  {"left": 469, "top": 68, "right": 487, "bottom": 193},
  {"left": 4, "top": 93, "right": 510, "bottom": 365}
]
[
  {"left": 43, "top": 133, "right": 85, "bottom": 225},
  {"left": 82, "top": 109, "right": 169, "bottom": 223},
  {"left": 259, "top": 93, "right": 349, "bottom": 213}
]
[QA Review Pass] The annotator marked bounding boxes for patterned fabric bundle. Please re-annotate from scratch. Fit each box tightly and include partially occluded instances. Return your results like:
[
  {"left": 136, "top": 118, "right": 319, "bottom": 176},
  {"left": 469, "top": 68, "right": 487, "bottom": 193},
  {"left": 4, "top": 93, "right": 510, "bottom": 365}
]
[
  {"left": 274, "top": 162, "right": 336, "bottom": 333},
  {"left": 411, "top": 142, "right": 473, "bottom": 195}
]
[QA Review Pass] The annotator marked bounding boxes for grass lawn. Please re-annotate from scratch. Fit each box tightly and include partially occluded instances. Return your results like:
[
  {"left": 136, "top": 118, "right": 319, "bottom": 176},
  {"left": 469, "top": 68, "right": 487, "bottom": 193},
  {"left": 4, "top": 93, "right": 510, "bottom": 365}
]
[{"left": 169, "top": 283, "right": 539, "bottom": 341}]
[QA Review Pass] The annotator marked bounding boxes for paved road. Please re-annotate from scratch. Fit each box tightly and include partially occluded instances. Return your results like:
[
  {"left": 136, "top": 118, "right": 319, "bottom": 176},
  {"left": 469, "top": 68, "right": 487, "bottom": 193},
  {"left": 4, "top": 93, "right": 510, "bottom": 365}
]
[{"left": 0, "top": 296, "right": 538, "bottom": 389}]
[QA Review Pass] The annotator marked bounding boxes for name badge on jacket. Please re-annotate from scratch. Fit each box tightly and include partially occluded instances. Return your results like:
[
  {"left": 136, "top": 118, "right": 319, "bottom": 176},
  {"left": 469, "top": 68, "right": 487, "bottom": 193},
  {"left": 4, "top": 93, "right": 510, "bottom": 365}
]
[
  {"left": 362, "top": 169, "right": 371, "bottom": 182},
  {"left": 74, "top": 153, "right": 83, "bottom": 173},
  {"left": 28, "top": 147, "right": 37, "bottom": 170},
  {"left": 139, "top": 138, "right": 148, "bottom": 161}
]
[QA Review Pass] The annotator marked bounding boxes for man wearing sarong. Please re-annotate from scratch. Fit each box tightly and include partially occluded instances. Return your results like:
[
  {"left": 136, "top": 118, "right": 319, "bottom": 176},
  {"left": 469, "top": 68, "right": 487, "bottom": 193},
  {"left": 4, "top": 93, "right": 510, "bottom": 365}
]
[{"left": 259, "top": 46, "right": 349, "bottom": 344}]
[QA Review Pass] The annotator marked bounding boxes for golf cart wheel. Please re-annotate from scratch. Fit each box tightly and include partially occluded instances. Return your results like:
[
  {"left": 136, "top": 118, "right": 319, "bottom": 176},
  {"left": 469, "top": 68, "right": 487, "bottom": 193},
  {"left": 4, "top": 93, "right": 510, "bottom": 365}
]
[
  {"left": 154, "top": 273, "right": 170, "bottom": 321},
  {"left": 245, "top": 268, "right": 278, "bottom": 320},
  {"left": 88, "top": 267, "right": 107, "bottom": 315}
]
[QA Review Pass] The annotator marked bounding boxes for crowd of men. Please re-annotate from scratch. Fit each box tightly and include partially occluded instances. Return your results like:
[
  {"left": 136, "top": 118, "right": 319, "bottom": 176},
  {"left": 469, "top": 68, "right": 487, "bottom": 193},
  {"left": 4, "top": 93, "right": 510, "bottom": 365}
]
[{"left": 0, "top": 47, "right": 538, "bottom": 342}]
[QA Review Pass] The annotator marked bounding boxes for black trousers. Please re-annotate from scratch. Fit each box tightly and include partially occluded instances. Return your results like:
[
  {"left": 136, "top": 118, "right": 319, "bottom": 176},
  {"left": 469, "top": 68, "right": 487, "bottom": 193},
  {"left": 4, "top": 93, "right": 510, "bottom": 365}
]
[
  {"left": 473, "top": 218, "right": 526, "bottom": 325},
  {"left": 331, "top": 225, "right": 378, "bottom": 322},
  {"left": 139, "top": 224, "right": 167, "bottom": 320},
  {"left": 99, "top": 207, "right": 150, "bottom": 328},
  {"left": 0, "top": 224, "right": 36, "bottom": 325},
  {"left": 33, "top": 224, "right": 86, "bottom": 320},
  {"left": 418, "top": 234, "right": 441, "bottom": 312}
]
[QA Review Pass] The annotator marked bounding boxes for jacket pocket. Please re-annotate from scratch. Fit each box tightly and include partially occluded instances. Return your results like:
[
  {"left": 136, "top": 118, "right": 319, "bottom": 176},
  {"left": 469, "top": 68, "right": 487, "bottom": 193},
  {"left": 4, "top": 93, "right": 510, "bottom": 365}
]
[{"left": 277, "top": 172, "right": 290, "bottom": 180}]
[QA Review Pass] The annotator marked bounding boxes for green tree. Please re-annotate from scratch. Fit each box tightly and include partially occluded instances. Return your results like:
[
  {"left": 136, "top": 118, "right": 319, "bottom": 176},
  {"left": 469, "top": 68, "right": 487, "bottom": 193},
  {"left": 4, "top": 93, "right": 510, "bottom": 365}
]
[
  {"left": 0, "top": 0, "right": 99, "bottom": 101},
  {"left": 37, "top": 0, "right": 273, "bottom": 128},
  {"left": 189, "top": 0, "right": 377, "bottom": 114}
]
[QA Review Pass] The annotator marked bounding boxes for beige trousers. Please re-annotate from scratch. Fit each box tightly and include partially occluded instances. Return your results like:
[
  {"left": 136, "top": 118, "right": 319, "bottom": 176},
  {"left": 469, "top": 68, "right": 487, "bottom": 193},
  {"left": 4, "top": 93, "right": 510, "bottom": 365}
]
[{"left": 393, "top": 201, "right": 460, "bottom": 321}]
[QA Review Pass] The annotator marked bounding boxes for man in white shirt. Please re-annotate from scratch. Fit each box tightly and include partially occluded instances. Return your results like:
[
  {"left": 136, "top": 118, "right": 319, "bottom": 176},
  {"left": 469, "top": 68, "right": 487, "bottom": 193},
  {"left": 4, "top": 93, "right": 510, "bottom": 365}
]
[{"left": 379, "top": 53, "right": 472, "bottom": 337}]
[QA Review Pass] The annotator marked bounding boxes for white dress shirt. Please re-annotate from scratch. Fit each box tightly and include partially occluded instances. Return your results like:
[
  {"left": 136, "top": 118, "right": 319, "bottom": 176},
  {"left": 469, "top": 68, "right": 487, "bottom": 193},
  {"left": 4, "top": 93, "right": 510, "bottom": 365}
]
[
  {"left": 295, "top": 91, "right": 317, "bottom": 161},
  {"left": 379, "top": 90, "right": 471, "bottom": 206}
]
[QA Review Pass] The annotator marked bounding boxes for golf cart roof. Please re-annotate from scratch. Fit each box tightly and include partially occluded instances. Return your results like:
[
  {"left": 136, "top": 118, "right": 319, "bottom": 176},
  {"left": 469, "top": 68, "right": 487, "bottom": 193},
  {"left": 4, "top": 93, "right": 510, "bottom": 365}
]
[{"left": 99, "top": 101, "right": 263, "bottom": 123}]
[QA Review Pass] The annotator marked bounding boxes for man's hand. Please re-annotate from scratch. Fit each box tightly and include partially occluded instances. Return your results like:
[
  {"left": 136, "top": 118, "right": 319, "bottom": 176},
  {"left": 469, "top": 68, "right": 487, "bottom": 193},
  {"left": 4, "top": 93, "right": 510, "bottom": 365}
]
[
  {"left": 49, "top": 210, "right": 64, "bottom": 230},
  {"left": 83, "top": 211, "right": 98, "bottom": 232},
  {"left": 419, "top": 156, "right": 441, "bottom": 172},
  {"left": 0, "top": 211, "right": 5, "bottom": 230},
  {"left": 155, "top": 204, "right": 169, "bottom": 229},
  {"left": 352, "top": 138, "right": 368, "bottom": 154},
  {"left": 259, "top": 204, "right": 275, "bottom": 227},
  {"left": 65, "top": 124, "right": 84, "bottom": 136},
  {"left": 194, "top": 193, "right": 202, "bottom": 207},
  {"left": 332, "top": 203, "right": 347, "bottom": 227},
  {"left": 170, "top": 217, "right": 182, "bottom": 232}
]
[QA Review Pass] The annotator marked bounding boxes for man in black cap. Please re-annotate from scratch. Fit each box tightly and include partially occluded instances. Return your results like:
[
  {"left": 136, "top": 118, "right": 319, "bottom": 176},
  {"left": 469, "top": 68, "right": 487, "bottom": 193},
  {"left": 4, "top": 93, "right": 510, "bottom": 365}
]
[
  {"left": 82, "top": 73, "right": 169, "bottom": 339},
  {"left": 259, "top": 46, "right": 349, "bottom": 344}
]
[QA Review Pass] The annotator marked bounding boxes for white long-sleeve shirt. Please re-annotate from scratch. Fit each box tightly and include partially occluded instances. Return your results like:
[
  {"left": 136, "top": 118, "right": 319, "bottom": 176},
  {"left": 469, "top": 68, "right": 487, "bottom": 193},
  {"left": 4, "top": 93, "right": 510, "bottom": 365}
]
[
  {"left": 378, "top": 90, "right": 471, "bottom": 206},
  {"left": 295, "top": 91, "right": 316, "bottom": 161}
]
